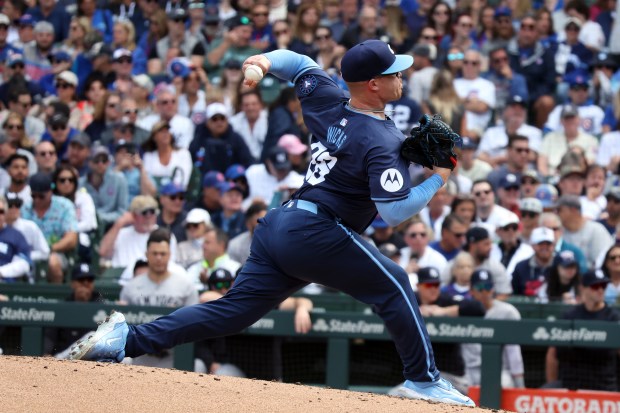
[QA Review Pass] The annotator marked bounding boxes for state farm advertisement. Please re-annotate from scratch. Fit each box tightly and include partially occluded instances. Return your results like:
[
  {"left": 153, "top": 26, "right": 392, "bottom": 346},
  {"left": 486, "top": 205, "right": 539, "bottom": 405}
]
[{"left": 469, "top": 387, "right": 620, "bottom": 412}]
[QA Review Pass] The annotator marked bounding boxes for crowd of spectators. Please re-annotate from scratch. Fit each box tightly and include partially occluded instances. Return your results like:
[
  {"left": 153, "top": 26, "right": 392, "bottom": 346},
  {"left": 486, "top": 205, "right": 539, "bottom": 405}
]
[{"left": 0, "top": 0, "right": 618, "bottom": 391}]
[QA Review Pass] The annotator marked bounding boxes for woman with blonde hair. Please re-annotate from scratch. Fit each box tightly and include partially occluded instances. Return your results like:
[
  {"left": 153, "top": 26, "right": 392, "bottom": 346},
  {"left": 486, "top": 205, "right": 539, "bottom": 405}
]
[
  {"left": 442, "top": 251, "right": 475, "bottom": 301},
  {"left": 113, "top": 19, "right": 147, "bottom": 74},
  {"left": 137, "top": 9, "right": 169, "bottom": 75},
  {"left": 422, "top": 70, "right": 466, "bottom": 135},
  {"left": 63, "top": 16, "right": 92, "bottom": 58}
]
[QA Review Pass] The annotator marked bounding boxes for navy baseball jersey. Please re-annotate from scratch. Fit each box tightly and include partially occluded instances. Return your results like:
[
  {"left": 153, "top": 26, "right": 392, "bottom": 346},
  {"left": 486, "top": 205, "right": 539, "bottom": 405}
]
[{"left": 292, "top": 70, "right": 413, "bottom": 233}]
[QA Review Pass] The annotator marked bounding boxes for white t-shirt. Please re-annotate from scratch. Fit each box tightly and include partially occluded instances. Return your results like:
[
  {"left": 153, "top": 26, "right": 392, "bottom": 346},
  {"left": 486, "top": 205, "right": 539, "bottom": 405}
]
[
  {"left": 120, "top": 271, "right": 198, "bottom": 307},
  {"left": 11, "top": 217, "right": 50, "bottom": 261},
  {"left": 544, "top": 104, "right": 605, "bottom": 135},
  {"left": 490, "top": 242, "right": 534, "bottom": 276},
  {"left": 453, "top": 77, "right": 496, "bottom": 134},
  {"left": 596, "top": 131, "right": 620, "bottom": 167},
  {"left": 242, "top": 164, "right": 302, "bottom": 210},
  {"left": 399, "top": 246, "right": 448, "bottom": 274},
  {"left": 478, "top": 124, "right": 542, "bottom": 159},
  {"left": 475, "top": 205, "right": 514, "bottom": 242},
  {"left": 539, "top": 131, "right": 599, "bottom": 174},
  {"left": 112, "top": 226, "right": 178, "bottom": 268},
  {"left": 229, "top": 109, "right": 268, "bottom": 161},
  {"left": 137, "top": 114, "right": 196, "bottom": 149},
  {"left": 580, "top": 195, "right": 607, "bottom": 221},
  {"left": 178, "top": 90, "right": 207, "bottom": 125},
  {"left": 143, "top": 148, "right": 193, "bottom": 189}
]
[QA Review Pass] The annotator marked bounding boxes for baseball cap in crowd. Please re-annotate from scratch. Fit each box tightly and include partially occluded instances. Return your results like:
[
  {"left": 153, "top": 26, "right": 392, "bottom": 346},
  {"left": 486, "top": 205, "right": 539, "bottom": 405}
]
[
  {"left": 267, "top": 146, "right": 291, "bottom": 170},
  {"left": 278, "top": 134, "right": 308, "bottom": 155},
  {"left": 18, "top": 14, "right": 35, "bottom": 26},
  {"left": 72, "top": 263, "right": 96, "bottom": 282},
  {"left": 530, "top": 227, "right": 555, "bottom": 244},
  {"left": 184, "top": 208, "right": 211, "bottom": 227},
  {"left": 590, "top": 52, "right": 618, "bottom": 70},
  {"left": 129, "top": 195, "right": 159, "bottom": 213},
  {"left": 91, "top": 144, "right": 110, "bottom": 159},
  {"left": 499, "top": 173, "right": 520, "bottom": 190},
  {"left": 417, "top": 267, "right": 441, "bottom": 285},
  {"left": 565, "top": 71, "right": 589, "bottom": 88},
  {"left": 340, "top": 39, "right": 414, "bottom": 83},
  {"left": 226, "top": 15, "right": 251, "bottom": 30},
  {"left": 560, "top": 103, "right": 579, "bottom": 118},
  {"left": 494, "top": 6, "right": 512, "bottom": 17},
  {"left": 535, "top": 184, "right": 558, "bottom": 209},
  {"left": 521, "top": 169, "right": 541, "bottom": 183},
  {"left": 49, "top": 113, "right": 68, "bottom": 128},
  {"left": 206, "top": 102, "right": 228, "bottom": 120},
  {"left": 0, "top": 14, "right": 9, "bottom": 26},
  {"left": 113, "top": 48, "right": 133, "bottom": 62},
  {"left": 29, "top": 172, "right": 53, "bottom": 193},
  {"left": 559, "top": 164, "right": 585, "bottom": 180},
  {"left": 507, "top": 94, "right": 527, "bottom": 107},
  {"left": 461, "top": 137, "right": 477, "bottom": 150},
  {"left": 555, "top": 194, "right": 582, "bottom": 210},
  {"left": 70, "top": 132, "right": 91, "bottom": 148},
  {"left": 379, "top": 243, "right": 400, "bottom": 259},
  {"left": 188, "top": 0, "right": 205, "bottom": 10},
  {"left": 581, "top": 269, "right": 610, "bottom": 287},
  {"left": 225, "top": 164, "right": 246, "bottom": 181},
  {"left": 564, "top": 17, "right": 583, "bottom": 29},
  {"left": 224, "top": 59, "right": 242, "bottom": 70},
  {"left": 132, "top": 74, "right": 154, "bottom": 94},
  {"left": 6, "top": 53, "right": 24, "bottom": 68},
  {"left": 466, "top": 226, "right": 489, "bottom": 245},
  {"left": 208, "top": 267, "right": 235, "bottom": 290},
  {"left": 412, "top": 43, "right": 437, "bottom": 61},
  {"left": 204, "top": 5, "right": 220, "bottom": 24},
  {"left": 497, "top": 212, "right": 519, "bottom": 229},
  {"left": 51, "top": 50, "right": 71, "bottom": 63},
  {"left": 372, "top": 214, "right": 389, "bottom": 229},
  {"left": 471, "top": 269, "right": 494, "bottom": 290},
  {"left": 520, "top": 197, "right": 543, "bottom": 214},
  {"left": 606, "top": 187, "right": 620, "bottom": 202},
  {"left": 202, "top": 170, "right": 225, "bottom": 188},
  {"left": 114, "top": 139, "right": 137, "bottom": 154},
  {"left": 167, "top": 8, "right": 187, "bottom": 21},
  {"left": 168, "top": 57, "right": 191, "bottom": 79},
  {"left": 159, "top": 182, "right": 185, "bottom": 196},
  {"left": 56, "top": 71, "right": 78, "bottom": 87},
  {"left": 217, "top": 181, "right": 244, "bottom": 194},
  {"left": 554, "top": 250, "right": 577, "bottom": 268}
]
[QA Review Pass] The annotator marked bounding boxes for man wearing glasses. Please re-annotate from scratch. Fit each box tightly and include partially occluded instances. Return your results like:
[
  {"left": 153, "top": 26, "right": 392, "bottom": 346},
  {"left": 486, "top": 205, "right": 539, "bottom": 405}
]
[
  {"left": 41, "top": 111, "right": 78, "bottom": 161},
  {"left": 137, "top": 88, "right": 195, "bottom": 149},
  {"left": 156, "top": 182, "right": 188, "bottom": 243},
  {"left": 21, "top": 172, "right": 78, "bottom": 283},
  {"left": 99, "top": 195, "right": 177, "bottom": 270}
]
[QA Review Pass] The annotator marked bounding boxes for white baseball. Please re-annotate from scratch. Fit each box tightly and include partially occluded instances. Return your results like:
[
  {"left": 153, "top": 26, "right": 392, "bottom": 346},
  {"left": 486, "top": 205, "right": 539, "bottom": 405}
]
[{"left": 244, "top": 64, "right": 264, "bottom": 82}]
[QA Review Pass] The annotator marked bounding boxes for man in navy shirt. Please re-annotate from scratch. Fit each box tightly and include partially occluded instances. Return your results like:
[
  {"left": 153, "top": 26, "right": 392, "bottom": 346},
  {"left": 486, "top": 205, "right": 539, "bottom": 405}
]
[
  {"left": 0, "top": 194, "right": 31, "bottom": 282},
  {"left": 70, "top": 40, "right": 474, "bottom": 407}
]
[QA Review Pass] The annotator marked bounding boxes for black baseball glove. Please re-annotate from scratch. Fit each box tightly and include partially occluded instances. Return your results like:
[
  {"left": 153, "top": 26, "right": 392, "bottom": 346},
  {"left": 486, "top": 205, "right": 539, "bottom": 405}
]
[{"left": 400, "top": 114, "right": 462, "bottom": 170}]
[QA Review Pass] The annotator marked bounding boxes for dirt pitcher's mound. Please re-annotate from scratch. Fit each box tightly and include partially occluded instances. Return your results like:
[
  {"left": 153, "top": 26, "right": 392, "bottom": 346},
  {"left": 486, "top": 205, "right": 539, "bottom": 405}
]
[{"left": 0, "top": 356, "right": 504, "bottom": 412}]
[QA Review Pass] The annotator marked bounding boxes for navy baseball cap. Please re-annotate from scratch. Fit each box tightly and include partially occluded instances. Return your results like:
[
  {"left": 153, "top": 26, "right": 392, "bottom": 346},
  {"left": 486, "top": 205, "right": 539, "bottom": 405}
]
[
  {"left": 340, "top": 40, "right": 413, "bottom": 83},
  {"left": 581, "top": 269, "right": 609, "bottom": 287},
  {"left": 225, "top": 164, "right": 246, "bottom": 180},
  {"left": 417, "top": 267, "right": 441, "bottom": 284},
  {"left": 499, "top": 173, "right": 520, "bottom": 190},
  {"left": 554, "top": 250, "right": 577, "bottom": 267},
  {"left": 202, "top": 170, "right": 225, "bottom": 188},
  {"left": 72, "top": 263, "right": 96, "bottom": 281},
  {"left": 217, "top": 182, "right": 244, "bottom": 194},
  {"left": 159, "top": 182, "right": 185, "bottom": 196},
  {"left": 494, "top": 6, "right": 512, "bottom": 17},
  {"left": 461, "top": 137, "right": 477, "bottom": 150},
  {"left": 29, "top": 172, "right": 53, "bottom": 193},
  {"left": 471, "top": 269, "right": 494, "bottom": 289}
]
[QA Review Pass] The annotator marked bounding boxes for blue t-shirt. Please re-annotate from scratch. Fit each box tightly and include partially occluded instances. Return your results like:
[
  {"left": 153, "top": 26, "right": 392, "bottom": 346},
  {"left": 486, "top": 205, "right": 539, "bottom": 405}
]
[
  {"left": 291, "top": 69, "right": 413, "bottom": 233},
  {"left": 0, "top": 225, "right": 31, "bottom": 267}
]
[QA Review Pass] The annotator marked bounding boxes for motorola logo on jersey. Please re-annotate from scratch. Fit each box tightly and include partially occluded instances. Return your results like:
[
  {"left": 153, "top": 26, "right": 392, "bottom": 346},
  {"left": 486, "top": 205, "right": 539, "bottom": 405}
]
[{"left": 380, "top": 169, "right": 403, "bottom": 192}]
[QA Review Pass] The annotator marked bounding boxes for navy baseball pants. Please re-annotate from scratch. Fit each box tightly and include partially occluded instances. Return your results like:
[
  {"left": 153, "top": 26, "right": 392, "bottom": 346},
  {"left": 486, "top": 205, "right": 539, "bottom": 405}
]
[{"left": 125, "top": 200, "right": 440, "bottom": 382}]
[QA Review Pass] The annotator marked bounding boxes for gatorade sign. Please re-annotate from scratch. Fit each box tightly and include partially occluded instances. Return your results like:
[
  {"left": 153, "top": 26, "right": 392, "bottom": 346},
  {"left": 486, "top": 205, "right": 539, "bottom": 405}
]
[{"left": 469, "top": 387, "right": 620, "bottom": 413}]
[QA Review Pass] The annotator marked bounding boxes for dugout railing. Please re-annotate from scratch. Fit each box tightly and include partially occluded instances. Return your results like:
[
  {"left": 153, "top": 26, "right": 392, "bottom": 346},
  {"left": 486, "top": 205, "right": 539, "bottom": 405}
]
[{"left": 1, "top": 301, "right": 619, "bottom": 409}]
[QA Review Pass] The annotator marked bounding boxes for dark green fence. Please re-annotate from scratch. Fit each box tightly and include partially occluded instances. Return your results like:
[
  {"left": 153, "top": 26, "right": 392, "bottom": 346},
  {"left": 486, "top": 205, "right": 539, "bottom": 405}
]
[{"left": 1, "top": 301, "right": 619, "bottom": 408}]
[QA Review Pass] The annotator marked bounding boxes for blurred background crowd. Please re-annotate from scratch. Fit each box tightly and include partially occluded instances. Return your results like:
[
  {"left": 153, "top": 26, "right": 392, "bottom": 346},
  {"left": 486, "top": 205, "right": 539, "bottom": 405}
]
[{"left": 0, "top": 0, "right": 618, "bottom": 392}]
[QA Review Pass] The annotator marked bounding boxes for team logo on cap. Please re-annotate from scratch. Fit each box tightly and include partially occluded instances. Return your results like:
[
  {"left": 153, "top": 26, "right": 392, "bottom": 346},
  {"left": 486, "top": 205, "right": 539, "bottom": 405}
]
[
  {"left": 478, "top": 270, "right": 489, "bottom": 280},
  {"left": 429, "top": 268, "right": 439, "bottom": 278},
  {"left": 298, "top": 75, "right": 317, "bottom": 96},
  {"left": 595, "top": 269, "right": 605, "bottom": 280},
  {"left": 80, "top": 263, "right": 90, "bottom": 273},
  {"left": 380, "top": 169, "right": 403, "bottom": 192}
]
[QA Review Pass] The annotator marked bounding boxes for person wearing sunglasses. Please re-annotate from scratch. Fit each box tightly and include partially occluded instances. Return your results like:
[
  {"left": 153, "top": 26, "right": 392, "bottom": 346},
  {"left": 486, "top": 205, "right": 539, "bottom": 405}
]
[
  {"left": 481, "top": 47, "right": 529, "bottom": 120},
  {"left": 42, "top": 110, "right": 79, "bottom": 161},
  {"left": 80, "top": 144, "right": 129, "bottom": 231},
  {"left": 205, "top": 14, "right": 256, "bottom": 82},
  {"left": 545, "top": 269, "right": 620, "bottom": 392},
  {"left": 511, "top": 226, "right": 557, "bottom": 297},
  {"left": 490, "top": 213, "right": 534, "bottom": 276},
  {"left": 176, "top": 208, "right": 211, "bottom": 269},
  {"left": 156, "top": 182, "right": 188, "bottom": 243},
  {"left": 463, "top": 268, "right": 525, "bottom": 389},
  {"left": 21, "top": 172, "right": 78, "bottom": 283},
  {"left": 100, "top": 194, "right": 175, "bottom": 270},
  {"left": 471, "top": 179, "right": 514, "bottom": 239},
  {"left": 211, "top": 182, "right": 246, "bottom": 240},
  {"left": 399, "top": 219, "right": 447, "bottom": 278},
  {"left": 0, "top": 193, "right": 31, "bottom": 283}
]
